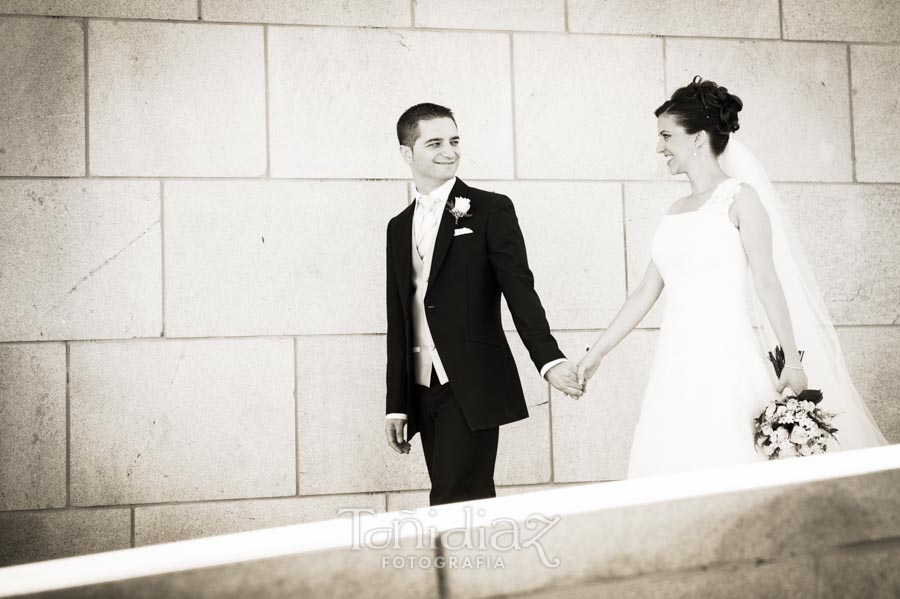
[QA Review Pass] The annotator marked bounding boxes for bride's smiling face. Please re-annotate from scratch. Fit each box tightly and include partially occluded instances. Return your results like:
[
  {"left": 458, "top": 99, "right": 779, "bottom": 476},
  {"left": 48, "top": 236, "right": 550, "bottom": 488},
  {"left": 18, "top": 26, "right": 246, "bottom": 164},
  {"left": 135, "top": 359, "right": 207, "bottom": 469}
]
[{"left": 656, "top": 113, "right": 693, "bottom": 175}]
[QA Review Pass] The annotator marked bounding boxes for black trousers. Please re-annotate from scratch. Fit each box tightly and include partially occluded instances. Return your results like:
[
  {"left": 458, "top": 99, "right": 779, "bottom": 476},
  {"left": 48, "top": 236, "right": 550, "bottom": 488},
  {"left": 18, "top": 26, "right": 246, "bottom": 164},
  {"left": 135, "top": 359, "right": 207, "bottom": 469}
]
[{"left": 414, "top": 371, "right": 499, "bottom": 506}]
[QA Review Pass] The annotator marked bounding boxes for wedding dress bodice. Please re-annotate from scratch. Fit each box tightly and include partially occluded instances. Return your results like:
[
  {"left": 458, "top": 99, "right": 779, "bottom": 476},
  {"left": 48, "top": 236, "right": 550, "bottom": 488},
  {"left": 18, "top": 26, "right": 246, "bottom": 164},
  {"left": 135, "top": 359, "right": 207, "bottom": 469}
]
[{"left": 652, "top": 178, "right": 750, "bottom": 323}]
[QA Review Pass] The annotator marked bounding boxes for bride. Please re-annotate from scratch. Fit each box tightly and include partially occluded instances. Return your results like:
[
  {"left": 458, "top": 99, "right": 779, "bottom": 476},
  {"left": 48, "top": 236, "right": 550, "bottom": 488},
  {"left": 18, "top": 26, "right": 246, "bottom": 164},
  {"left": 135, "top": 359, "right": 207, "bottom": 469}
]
[{"left": 577, "top": 77, "right": 887, "bottom": 477}]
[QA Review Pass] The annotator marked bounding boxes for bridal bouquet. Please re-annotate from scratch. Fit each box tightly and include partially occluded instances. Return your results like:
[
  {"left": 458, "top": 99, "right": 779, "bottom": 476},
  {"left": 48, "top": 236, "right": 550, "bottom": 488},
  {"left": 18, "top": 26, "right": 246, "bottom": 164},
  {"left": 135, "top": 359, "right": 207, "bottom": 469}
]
[{"left": 753, "top": 347, "right": 838, "bottom": 459}]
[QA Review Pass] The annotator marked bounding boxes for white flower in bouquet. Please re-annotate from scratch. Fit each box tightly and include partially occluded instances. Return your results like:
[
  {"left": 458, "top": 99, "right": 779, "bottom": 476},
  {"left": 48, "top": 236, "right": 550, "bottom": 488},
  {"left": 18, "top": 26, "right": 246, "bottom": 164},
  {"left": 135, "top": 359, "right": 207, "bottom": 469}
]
[
  {"left": 780, "top": 443, "right": 799, "bottom": 458},
  {"left": 778, "top": 413, "right": 796, "bottom": 425},
  {"left": 790, "top": 426, "right": 810, "bottom": 444}
]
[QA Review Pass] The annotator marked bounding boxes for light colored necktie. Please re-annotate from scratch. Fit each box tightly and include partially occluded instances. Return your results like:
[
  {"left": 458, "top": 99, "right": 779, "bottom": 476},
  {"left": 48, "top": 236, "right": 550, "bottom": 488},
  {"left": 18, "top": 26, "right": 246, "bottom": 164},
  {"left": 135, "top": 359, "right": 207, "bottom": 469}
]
[{"left": 414, "top": 195, "right": 441, "bottom": 260}]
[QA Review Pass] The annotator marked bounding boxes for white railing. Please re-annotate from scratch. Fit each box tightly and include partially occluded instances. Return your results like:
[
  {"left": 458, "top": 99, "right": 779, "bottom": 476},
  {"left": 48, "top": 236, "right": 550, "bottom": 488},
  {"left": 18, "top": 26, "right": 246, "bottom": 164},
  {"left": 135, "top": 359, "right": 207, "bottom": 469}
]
[{"left": 2, "top": 444, "right": 899, "bottom": 598}]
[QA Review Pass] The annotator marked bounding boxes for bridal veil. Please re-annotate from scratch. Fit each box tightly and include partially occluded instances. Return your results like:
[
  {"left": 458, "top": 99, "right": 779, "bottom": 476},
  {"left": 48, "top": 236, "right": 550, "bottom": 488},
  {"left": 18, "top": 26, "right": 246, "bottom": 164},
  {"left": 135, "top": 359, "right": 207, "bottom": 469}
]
[{"left": 719, "top": 137, "right": 888, "bottom": 450}]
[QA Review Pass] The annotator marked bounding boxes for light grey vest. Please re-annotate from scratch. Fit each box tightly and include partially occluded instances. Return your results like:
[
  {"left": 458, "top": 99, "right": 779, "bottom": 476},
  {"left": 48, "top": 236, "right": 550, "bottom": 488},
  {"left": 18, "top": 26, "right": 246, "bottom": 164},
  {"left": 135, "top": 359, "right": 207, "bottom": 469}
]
[{"left": 410, "top": 228, "right": 437, "bottom": 386}]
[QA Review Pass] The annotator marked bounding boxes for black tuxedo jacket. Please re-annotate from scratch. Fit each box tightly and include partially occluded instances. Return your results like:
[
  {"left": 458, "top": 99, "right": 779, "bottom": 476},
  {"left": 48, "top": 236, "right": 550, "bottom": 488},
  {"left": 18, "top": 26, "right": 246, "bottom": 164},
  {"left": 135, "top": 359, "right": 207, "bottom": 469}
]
[{"left": 385, "top": 178, "right": 564, "bottom": 439}]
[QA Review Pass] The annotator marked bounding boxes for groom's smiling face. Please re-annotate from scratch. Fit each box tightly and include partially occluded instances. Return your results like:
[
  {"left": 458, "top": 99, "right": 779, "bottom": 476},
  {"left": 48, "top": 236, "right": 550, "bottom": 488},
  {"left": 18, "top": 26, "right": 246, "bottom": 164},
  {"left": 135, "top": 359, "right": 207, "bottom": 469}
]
[{"left": 402, "top": 117, "right": 461, "bottom": 186}]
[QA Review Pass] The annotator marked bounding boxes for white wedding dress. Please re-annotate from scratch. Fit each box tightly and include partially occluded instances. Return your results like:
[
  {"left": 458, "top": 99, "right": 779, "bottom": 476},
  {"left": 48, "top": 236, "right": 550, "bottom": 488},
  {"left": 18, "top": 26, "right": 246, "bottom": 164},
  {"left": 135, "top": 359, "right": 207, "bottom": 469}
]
[{"left": 627, "top": 178, "right": 776, "bottom": 477}]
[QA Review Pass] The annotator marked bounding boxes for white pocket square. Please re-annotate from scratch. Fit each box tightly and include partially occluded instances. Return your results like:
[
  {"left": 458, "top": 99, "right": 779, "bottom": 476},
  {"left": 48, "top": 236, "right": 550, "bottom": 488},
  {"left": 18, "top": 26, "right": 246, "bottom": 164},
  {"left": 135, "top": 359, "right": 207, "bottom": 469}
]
[{"left": 454, "top": 227, "right": 474, "bottom": 236}]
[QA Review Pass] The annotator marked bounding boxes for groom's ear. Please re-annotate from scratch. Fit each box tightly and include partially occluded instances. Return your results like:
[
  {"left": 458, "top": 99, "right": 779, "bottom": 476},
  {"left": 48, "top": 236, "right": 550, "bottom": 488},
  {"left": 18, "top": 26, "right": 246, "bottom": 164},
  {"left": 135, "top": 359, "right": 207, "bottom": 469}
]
[{"left": 399, "top": 145, "right": 413, "bottom": 165}]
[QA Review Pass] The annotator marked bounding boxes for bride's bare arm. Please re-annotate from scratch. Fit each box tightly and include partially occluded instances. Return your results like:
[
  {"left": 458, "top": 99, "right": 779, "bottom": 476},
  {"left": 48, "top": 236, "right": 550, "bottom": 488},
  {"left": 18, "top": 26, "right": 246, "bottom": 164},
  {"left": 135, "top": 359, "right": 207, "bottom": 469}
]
[
  {"left": 733, "top": 185, "right": 808, "bottom": 392},
  {"left": 577, "top": 261, "right": 664, "bottom": 383}
]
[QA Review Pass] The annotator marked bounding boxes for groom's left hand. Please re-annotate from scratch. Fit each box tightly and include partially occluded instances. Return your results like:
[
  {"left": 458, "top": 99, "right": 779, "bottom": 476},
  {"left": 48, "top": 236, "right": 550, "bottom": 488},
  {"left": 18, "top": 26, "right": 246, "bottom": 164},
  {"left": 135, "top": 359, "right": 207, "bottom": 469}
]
[{"left": 546, "top": 361, "right": 584, "bottom": 398}]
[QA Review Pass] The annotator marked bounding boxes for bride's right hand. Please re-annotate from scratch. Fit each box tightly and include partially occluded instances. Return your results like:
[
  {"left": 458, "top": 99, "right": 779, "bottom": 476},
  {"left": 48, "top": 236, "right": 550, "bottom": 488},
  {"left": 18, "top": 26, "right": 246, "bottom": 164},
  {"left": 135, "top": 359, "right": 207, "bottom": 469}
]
[{"left": 576, "top": 350, "right": 603, "bottom": 392}]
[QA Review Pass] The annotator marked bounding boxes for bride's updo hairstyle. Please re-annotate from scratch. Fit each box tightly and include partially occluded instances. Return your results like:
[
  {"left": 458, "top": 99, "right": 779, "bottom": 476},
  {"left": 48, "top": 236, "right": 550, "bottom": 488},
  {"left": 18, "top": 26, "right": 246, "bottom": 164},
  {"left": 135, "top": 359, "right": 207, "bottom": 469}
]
[{"left": 655, "top": 76, "right": 743, "bottom": 156}]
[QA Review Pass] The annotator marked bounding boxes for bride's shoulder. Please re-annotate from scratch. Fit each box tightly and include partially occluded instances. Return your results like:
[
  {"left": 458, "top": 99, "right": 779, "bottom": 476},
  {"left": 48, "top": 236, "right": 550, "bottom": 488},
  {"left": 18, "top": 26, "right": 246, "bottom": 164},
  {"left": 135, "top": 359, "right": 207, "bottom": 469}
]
[
  {"left": 730, "top": 181, "right": 769, "bottom": 224},
  {"left": 731, "top": 181, "right": 761, "bottom": 208}
]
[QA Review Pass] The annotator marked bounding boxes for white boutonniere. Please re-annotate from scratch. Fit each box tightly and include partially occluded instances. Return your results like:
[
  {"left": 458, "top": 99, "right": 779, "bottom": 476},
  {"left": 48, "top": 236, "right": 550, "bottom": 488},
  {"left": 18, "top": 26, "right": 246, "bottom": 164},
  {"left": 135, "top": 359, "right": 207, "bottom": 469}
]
[{"left": 449, "top": 196, "right": 472, "bottom": 224}]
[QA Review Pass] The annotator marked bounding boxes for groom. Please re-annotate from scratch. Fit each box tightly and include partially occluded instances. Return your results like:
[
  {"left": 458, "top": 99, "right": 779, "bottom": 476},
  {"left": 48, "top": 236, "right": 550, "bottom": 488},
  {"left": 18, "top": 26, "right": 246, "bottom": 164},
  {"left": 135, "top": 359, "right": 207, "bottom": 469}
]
[{"left": 385, "top": 103, "right": 583, "bottom": 506}]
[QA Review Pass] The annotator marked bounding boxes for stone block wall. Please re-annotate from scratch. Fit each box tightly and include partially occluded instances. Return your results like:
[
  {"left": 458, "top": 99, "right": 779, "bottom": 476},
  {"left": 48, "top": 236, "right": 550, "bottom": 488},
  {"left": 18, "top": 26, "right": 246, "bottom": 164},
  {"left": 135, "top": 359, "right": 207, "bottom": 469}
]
[{"left": 1, "top": 0, "right": 899, "bottom": 566}]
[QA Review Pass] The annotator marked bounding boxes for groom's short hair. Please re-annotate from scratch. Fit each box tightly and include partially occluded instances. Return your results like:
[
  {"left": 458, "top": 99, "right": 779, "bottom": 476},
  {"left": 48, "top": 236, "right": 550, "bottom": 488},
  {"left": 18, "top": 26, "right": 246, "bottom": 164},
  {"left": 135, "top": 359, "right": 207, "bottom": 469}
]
[{"left": 397, "top": 103, "right": 456, "bottom": 148}]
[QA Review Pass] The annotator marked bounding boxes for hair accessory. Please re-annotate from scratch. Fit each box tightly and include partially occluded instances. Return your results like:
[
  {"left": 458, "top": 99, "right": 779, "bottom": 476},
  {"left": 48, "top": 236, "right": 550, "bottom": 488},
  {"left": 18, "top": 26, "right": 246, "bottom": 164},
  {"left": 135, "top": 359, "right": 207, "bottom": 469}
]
[{"left": 690, "top": 76, "right": 710, "bottom": 110}]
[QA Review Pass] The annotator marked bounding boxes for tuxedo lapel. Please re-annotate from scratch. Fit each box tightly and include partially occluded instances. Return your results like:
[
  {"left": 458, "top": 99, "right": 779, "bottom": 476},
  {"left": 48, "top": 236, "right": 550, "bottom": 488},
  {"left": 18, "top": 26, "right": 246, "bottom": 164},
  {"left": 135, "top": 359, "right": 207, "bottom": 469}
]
[
  {"left": 392, "top": 201, "right": 415, "bottom": 311},
  {"left": 427, "top": 178, "right": 468, "bottom": 286}
]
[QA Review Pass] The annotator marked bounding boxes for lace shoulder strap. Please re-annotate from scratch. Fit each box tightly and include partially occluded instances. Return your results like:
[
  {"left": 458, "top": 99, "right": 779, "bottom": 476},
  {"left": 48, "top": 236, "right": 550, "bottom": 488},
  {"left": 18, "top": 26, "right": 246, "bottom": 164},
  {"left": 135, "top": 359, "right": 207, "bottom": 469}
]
[{"left": 701, "top": 178, "right": 743, "bottom": 215}]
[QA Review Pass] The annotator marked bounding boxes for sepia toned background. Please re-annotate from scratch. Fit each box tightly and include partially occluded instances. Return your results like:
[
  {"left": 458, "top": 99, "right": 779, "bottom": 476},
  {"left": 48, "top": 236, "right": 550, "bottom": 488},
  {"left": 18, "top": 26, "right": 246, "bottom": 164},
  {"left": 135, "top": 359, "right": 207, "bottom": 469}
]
[{"left": 2, "top": 0, "right": 900, "bottom": 568}]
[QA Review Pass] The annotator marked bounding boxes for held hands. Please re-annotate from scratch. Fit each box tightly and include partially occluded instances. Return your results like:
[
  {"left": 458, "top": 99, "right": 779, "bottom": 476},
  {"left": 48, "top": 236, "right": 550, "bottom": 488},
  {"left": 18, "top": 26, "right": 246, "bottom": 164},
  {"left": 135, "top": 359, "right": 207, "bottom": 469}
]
[
  {"left": 385, "top": 418, "right": 411, "bottom": 454},
  {"left": 546, "top": 361, "right": 584, "bottom": 398},
  {"left": 776, "top": 366, "right": 808, "bottom": 396}
]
